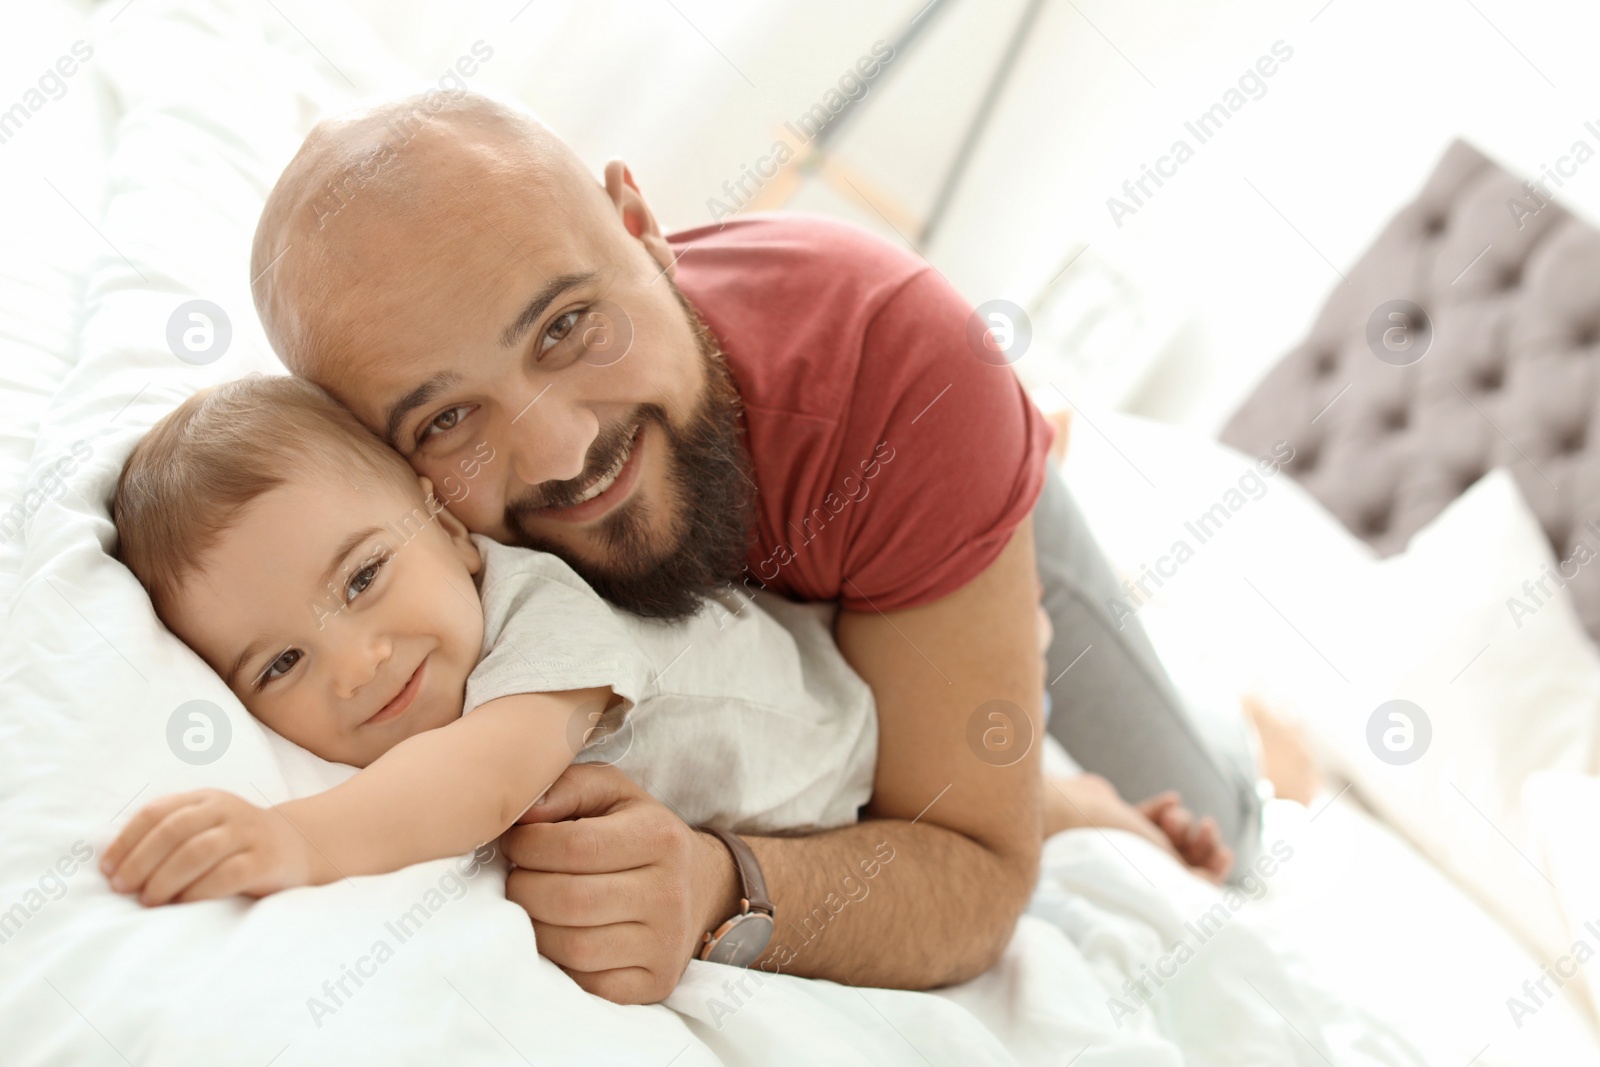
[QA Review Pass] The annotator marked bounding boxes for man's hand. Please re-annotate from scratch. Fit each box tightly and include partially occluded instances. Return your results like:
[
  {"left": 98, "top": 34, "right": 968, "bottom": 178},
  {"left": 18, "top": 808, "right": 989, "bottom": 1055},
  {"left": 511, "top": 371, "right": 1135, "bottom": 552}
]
[
  {"left": 501, "top": 762, "right": 739, "bottom": 1005},
  {"left": 100, "top": 789, "right": 324, "bottom": 905},
  {"left": 1043, "top": 773, "right": 1233, "bottom": 883}
]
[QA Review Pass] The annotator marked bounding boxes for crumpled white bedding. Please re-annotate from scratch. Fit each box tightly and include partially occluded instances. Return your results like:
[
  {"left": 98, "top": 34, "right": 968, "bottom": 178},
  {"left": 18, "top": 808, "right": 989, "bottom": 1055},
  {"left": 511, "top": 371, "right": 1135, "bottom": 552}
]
[
  {"left": 0, "top": 1, "right": 113, "bottom": 609},
  {"left": 0, "top": 1, "right": 1429, "bottom": 1063}
]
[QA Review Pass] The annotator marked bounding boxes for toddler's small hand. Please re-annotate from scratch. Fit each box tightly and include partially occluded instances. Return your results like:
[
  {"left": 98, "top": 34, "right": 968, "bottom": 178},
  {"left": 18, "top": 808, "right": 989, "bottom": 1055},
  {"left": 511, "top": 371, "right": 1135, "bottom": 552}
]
[{"left": 101, "top": 789, "right": 314, "bottom": 905}]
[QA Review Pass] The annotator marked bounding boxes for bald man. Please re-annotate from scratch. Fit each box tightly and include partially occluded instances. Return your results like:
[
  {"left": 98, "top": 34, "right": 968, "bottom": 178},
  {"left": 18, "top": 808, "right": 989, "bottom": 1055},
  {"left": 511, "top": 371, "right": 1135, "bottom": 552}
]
[{"left": 250, "top": 90, "right": 1258, "bottom": 1004}]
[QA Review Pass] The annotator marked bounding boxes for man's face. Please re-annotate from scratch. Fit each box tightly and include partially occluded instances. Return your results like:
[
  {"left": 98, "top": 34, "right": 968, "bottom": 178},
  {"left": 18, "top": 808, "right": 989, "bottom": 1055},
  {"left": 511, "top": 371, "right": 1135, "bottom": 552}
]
[{"left": 297, "top": 145, "right": 751, "bottom": 617}]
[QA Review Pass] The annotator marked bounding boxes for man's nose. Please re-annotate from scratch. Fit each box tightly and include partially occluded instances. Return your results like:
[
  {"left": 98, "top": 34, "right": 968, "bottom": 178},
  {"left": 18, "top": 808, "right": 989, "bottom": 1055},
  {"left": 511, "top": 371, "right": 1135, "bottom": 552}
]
[
  {"left": 331, "top": 627, "right": 393, "bottom": 701},
  {"left": 505, "top": 391, "right": 595, "bottom": 487}
]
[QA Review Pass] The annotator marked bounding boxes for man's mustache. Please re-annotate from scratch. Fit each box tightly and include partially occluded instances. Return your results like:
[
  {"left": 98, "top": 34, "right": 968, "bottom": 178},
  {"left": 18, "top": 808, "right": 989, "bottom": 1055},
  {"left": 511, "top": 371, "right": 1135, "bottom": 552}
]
[{"left": 508, "top": 411, "right": 650, "bottom": 514}]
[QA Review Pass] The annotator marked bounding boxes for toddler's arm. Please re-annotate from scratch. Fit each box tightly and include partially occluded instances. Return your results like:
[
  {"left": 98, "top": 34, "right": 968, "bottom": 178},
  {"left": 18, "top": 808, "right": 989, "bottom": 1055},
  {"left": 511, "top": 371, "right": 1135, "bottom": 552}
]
[{"left": 102, "top": 687, "right": 611, "bottom": 905}]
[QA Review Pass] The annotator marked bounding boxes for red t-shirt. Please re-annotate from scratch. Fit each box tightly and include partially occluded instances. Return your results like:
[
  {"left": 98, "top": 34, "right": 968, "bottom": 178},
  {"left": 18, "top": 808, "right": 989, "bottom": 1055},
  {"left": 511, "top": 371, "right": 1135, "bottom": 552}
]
[{"left": 668, "top": 213, "right": 1052, "bottom": 613}]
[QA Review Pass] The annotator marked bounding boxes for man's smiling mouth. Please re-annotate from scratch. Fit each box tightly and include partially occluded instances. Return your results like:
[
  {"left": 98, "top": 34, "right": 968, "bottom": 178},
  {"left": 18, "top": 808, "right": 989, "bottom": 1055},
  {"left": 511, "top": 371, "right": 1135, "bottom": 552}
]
[
  {"left": 530, "top": 421, "right": 647, "bottom": 523},
  {"left": 572, "top": 432, "right": 635, "bottom": 503}
]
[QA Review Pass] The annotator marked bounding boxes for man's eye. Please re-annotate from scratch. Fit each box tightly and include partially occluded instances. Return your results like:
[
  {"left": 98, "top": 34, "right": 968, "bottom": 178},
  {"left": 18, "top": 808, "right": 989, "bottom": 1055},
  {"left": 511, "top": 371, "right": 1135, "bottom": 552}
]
[
  {"left": 345, "top": 553, "right": 390, "bottom": 602},
  {"left": 259, "top": 648, "right": 302, "bottom": 687},
  {"left": 420, "top": 406, "right": 470, "bottom": 442},
  {"left": 541, "top": 309, "right": 582, "bottom": 355}
]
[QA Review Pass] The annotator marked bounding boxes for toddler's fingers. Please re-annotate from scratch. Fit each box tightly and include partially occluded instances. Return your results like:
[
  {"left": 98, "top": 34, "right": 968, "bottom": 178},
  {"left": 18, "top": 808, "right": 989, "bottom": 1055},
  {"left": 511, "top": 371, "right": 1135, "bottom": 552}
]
[
  {"left": 138, "top": 827, "right": 241, "bottom": 906},
  {"left": 173, "top": 852, "right": 261, "bottom": 904},
  {"left": 109, "top": 799, "right": 226, "bottom": 895},
  {"left": 102, "top": 792, "right": 206, "bottom": 876}
]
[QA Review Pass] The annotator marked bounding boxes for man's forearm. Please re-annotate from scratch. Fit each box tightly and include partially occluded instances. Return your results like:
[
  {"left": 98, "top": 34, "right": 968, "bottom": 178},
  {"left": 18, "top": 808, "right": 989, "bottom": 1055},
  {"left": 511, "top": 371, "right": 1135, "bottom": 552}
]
[
  {"left": 725, "top": 517, "right": 1047, "bottom": 990},
  {"left": 713, "top": 815, "right": 1037, "bottom": 989}
]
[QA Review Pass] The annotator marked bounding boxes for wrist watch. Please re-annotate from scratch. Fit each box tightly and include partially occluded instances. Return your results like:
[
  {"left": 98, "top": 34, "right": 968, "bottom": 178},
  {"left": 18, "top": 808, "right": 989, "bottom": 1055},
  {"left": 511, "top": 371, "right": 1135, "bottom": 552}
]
[{"left": 697, "top": 827, "right": 774, "bottom": 967}]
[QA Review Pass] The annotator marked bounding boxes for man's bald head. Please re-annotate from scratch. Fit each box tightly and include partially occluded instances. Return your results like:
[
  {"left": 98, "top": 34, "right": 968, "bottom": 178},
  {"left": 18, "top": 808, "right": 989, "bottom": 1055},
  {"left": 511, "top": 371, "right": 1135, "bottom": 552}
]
[
  {"left": 250, "top": 91, "right": 611, "bottom": 381},
  {"left": 246, "top": 91, "right": 744, "bottom": 619}
]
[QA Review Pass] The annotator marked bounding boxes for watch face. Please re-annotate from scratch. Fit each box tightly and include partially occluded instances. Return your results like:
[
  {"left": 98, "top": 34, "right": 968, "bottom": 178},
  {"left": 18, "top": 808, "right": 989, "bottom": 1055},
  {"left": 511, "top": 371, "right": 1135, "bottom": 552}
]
[{"left": 705, "top": 912, "right": 774, "bottom": 968}]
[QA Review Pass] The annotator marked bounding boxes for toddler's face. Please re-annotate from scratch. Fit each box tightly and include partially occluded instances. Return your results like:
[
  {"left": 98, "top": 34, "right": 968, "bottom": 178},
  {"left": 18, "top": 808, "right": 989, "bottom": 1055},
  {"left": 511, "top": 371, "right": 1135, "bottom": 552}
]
[{"left": 164, "top": 467, "right": 485, "bottom": 767}]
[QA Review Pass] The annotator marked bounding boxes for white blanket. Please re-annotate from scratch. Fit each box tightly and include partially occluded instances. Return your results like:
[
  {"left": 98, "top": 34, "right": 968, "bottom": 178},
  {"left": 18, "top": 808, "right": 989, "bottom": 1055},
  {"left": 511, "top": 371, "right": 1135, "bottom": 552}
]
[{"left": 0, "top": 2, "right": 1424, "bottom": 1063}]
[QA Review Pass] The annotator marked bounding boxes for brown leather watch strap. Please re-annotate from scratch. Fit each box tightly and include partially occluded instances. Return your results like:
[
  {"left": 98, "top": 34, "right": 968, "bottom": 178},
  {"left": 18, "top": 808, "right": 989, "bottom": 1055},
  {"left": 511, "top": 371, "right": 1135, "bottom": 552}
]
[{"left": 701, "top": 827, "right": 773, "bottom": 915}]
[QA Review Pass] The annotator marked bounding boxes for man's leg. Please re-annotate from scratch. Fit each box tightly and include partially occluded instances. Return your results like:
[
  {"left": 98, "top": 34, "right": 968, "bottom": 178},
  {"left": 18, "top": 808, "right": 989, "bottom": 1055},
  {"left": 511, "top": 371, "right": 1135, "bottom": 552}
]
[{"left": 1033, "top": 459, "right": 1262, "bottom": 865}]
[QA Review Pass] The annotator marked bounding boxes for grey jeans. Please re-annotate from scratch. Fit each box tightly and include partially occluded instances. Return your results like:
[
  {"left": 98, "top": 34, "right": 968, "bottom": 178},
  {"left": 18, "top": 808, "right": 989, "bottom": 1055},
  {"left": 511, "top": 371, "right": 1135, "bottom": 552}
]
[{"left": 1033, "top": 459, "right": 1262, "bottom": 866}]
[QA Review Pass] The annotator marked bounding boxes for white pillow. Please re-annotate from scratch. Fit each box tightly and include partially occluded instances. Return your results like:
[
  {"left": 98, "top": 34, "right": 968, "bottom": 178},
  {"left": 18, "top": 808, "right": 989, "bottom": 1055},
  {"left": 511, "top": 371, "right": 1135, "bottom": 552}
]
[
  {"left": 1251, "top": 470, "right": 1600, "bottom": 965},
  {"left": 1061, "top": 415, "right": 1600, "bottom": 966},
  {"left": 1523, "top": 771, "right": 1600, "bottom": 1026}
]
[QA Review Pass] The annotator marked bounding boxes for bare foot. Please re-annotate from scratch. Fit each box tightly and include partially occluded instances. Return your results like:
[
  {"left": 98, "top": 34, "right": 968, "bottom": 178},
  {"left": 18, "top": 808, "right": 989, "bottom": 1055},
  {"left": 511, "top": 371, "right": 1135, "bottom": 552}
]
[
  {"left": 1243, "top": 694, "right": 1322, "bottom": 805},
  {"left": 1043, "top": 774, "right": 1232, "bottom": 884},
  {"left": 1045, "top": 408, "right": 1072, "bottom": 464},
  {"left": 1137, "top": 791, "right": 1232, "bottom": 884}
]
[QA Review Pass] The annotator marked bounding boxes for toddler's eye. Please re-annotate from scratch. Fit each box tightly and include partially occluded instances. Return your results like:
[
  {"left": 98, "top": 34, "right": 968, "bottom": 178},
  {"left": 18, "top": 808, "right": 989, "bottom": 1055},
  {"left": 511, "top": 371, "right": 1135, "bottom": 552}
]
[
  {"left": 260, "top": 648, "right": 302, "bottom": 686},
  {"left": 345, "top": 554, "right": 390, "bottom": 602}
]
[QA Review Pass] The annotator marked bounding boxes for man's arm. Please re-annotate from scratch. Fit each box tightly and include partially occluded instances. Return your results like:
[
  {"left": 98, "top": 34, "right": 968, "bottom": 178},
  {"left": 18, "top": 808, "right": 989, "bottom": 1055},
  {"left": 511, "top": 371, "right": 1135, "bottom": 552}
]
[
  {"left": 504, "top": 518, "right": 1044, "bottom": 997},
  {"left": 736, "top": 514, "right": 1044, "bottom": 985}
]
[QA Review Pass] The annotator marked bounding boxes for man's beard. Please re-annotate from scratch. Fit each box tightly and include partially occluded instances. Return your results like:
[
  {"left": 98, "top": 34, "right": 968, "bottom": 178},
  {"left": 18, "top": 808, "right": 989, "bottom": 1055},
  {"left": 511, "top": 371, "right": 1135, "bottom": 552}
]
[{"left": 503, "top": 290, "right": 754, "bottom": 620}]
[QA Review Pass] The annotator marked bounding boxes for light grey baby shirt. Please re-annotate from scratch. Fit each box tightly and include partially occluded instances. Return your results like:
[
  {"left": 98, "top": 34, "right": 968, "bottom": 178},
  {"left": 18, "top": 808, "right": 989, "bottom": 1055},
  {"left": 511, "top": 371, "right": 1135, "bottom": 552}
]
[{"left": 464, "top": 536, "right": 877, "bottom": 834}]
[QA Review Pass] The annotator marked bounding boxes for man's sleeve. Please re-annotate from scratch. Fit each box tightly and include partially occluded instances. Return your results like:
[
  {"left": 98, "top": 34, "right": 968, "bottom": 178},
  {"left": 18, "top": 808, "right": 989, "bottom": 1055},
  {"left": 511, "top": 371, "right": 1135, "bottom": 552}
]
[{"left": 835, "top": 267, "right": 1053, "bottom": 613}]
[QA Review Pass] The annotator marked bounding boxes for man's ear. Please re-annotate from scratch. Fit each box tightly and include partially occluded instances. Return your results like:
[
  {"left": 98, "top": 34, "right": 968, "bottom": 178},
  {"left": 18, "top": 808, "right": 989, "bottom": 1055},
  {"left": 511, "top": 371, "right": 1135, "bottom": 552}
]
[
  {"left": 603, "top": 160, "right": 676, "bottom": 279},
  {"left": 419, "top": 476, "right": 481, "bottom": 576}
]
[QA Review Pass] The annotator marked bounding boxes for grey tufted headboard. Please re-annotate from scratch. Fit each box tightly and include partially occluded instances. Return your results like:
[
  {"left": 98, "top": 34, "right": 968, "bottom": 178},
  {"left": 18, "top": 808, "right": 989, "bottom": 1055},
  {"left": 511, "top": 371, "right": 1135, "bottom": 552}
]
[{"left": 1221, "top": 138, "right": 1600, "bottom": 645}]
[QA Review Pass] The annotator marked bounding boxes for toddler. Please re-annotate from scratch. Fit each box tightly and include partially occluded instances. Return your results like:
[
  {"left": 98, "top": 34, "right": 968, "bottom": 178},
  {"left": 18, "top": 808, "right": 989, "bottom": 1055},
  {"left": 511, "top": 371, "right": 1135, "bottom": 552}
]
[
  {"left": 101, "top": 376, "right": 1225, "bottom": 911},
  {"left": 101, "top": 375, "right": 876, "bottom": 906}
]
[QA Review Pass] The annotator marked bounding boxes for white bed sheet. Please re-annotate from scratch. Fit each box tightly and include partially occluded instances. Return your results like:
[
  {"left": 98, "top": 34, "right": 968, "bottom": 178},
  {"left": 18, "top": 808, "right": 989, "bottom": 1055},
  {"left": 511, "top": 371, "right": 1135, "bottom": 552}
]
[
  {"left": 1254, "top": 792, "right": 1600, "bottom": 1066},
  {"left": 0, "top": 0, "right": 115, "bottom": 608}
]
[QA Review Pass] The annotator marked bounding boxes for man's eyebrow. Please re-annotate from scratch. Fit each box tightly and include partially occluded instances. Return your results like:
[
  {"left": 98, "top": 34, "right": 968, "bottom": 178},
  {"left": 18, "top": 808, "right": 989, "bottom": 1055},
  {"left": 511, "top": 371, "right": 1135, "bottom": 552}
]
[
  {"left": 382, "top": 271, "right": 599, "bottom": 447},
  {"left": 224, "top": 523, "right": 385, "bottom": 689},
  {"left": 384, "top": 372, "right": 460, "bottom": 448},
  {"left": 499, "top": 270, "right": 600, "bottom": 348}
]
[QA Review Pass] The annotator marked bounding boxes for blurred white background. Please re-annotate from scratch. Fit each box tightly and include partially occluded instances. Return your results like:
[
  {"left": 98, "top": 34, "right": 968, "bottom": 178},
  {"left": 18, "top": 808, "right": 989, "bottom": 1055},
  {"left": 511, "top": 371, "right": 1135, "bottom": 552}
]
[
  {"left": 11, "top": 0, "right": 1600, "bottom": 431},
  {"left": 318, "top": 0, "right": 1600, "bottom": 433}
]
